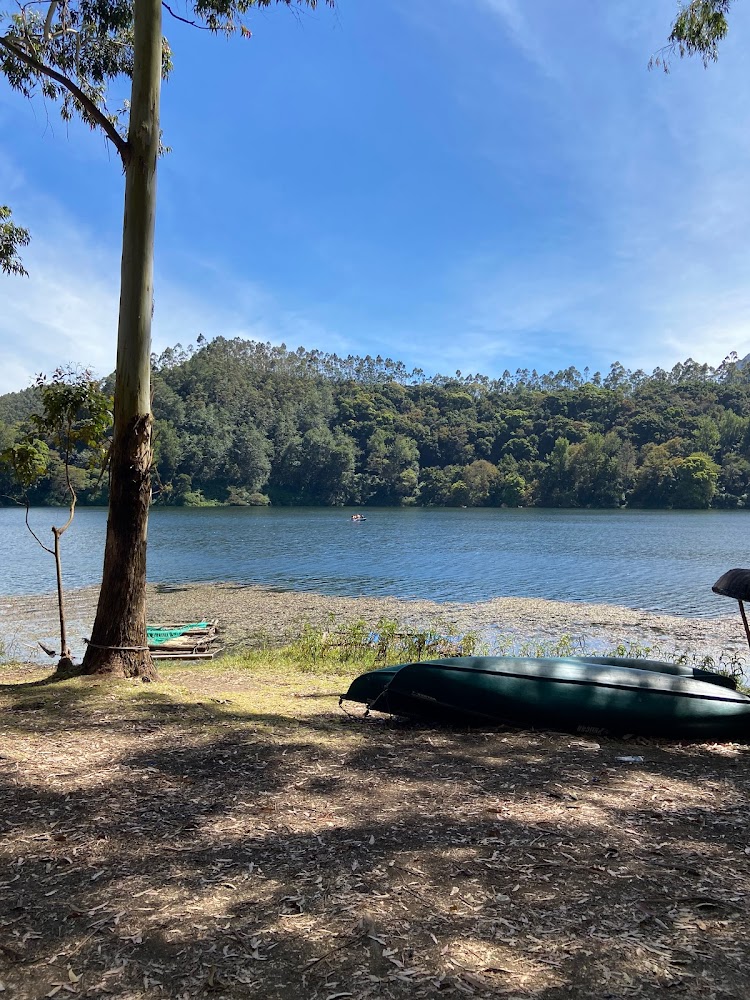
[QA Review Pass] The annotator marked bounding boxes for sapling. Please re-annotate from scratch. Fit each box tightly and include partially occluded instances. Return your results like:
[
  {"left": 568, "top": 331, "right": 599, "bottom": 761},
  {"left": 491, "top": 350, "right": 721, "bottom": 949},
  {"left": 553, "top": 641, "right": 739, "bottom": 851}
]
[{"left": 1, "top": 367, "right": 112, "bottom": 670}]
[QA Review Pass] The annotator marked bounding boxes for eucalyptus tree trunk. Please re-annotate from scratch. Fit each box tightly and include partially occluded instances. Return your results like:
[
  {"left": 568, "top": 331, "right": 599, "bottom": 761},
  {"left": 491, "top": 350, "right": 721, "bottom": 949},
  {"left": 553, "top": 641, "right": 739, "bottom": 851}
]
[{"left": 81, "top": 0, "right": 161, "bottom": 679}]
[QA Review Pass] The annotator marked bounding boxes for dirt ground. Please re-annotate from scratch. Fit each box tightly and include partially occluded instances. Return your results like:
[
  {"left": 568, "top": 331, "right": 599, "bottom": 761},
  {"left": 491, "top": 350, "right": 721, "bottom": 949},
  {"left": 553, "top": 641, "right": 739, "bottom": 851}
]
[{"left": 1, "top": 661, "right": 750, "bottom": 999}]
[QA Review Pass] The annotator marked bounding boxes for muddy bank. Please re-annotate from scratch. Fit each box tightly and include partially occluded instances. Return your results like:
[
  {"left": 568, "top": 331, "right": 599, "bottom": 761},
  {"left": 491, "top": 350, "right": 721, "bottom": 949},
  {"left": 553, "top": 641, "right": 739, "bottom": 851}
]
[{"left": 0, "top": 581, "right": 745, "bottom": 666}]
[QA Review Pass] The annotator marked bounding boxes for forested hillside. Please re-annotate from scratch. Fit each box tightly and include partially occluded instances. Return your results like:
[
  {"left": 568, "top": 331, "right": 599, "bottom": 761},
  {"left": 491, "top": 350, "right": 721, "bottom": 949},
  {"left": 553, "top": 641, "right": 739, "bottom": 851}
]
[{"left": 2, "top": 338, "right": 749, "bottom": 510}]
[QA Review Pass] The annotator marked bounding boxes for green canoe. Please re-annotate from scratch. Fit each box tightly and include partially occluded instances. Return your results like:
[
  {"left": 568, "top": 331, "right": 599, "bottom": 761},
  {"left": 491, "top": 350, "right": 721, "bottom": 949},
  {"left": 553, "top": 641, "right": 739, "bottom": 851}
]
[{"left": 341, "top": 656, "right": 750, "bottom": 739}]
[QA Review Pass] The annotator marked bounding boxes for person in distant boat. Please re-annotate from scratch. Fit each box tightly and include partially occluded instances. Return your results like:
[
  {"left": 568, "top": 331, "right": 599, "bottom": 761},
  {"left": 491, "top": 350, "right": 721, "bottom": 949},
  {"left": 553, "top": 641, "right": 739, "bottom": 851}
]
[{"left": 350, "top": 513, "right": 366, "bottom": 521}]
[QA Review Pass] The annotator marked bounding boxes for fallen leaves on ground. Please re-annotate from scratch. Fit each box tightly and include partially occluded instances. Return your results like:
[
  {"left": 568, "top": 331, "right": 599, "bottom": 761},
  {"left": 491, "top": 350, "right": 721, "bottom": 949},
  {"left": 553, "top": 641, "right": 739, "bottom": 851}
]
[{"left": 0, "top": 665, "right": 749, "bottom": 998}]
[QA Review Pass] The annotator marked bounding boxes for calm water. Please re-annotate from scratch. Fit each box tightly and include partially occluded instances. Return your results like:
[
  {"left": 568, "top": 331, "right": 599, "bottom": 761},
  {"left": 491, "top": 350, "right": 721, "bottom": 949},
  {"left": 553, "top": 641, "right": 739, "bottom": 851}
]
[{"left": 0, "top": 506, "right": 745, "bottom": 617}]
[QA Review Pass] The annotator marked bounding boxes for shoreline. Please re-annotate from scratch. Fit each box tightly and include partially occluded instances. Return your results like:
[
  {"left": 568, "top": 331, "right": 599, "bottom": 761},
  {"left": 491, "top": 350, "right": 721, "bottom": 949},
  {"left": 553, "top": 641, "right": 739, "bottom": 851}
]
[{"left": 1, "top": 581, "right": 745, "bottom": 666}]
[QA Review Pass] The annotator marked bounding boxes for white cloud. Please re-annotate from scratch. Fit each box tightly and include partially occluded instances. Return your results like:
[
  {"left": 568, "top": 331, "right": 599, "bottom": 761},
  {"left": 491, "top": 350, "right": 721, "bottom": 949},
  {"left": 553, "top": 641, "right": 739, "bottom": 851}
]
[
  {"left": 5, "top": 0, "right": 750, "bottom": 389},
  {"left": 415, "top": 0, "right": 750, "bottom": 375},
  {"left": 476, "top": 0, "right": 549, "bottom": 74},
  {"left": 0, "top": 195, "right": 354, "bottom": 394},
  {"left": 1, "top": 230, "right": 119, "bottom": 391},
  {"left": 451, "top": 248, "right": 750, "bottom": 377}
]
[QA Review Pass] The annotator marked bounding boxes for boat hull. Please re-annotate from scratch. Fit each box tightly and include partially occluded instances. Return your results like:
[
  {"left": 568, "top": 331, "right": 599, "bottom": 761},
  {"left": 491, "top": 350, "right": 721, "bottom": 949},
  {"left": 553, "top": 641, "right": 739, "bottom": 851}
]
[{"left": 342, "top": 656, "right": 750, "bottom": 739}]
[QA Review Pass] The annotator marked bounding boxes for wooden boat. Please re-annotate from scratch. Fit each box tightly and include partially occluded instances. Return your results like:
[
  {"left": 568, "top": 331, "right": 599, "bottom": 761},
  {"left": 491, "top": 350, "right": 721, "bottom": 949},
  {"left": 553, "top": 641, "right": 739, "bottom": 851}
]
[
  {"left": 146, "top": 619, "right": 222, "bottom": 659},
  {"left": 341, "top": 655, "right": 750, "bottom": 739}
]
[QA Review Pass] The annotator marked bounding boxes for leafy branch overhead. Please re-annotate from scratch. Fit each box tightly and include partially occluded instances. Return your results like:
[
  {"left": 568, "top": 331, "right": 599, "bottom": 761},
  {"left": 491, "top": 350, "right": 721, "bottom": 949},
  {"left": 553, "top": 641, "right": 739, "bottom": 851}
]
[
  {"left": 0, "top": 205, "right": 30, "bottom": 276},
  {"left": 0, "top": 0, "right": 333, "bottom": 165},
  {"left": 652, "top": 0, "right": 734, "bottom": 70}
]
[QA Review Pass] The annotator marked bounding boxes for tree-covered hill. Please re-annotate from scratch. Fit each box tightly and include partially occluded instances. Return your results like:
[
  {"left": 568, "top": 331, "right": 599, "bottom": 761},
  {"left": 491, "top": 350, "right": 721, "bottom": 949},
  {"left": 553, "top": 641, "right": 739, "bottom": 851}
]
[
  {"left": 0, "top": 384, "right": 41, "bottom": 426},
  {"left": 2, "top": 339, "right": 749, "bottom": 509}
]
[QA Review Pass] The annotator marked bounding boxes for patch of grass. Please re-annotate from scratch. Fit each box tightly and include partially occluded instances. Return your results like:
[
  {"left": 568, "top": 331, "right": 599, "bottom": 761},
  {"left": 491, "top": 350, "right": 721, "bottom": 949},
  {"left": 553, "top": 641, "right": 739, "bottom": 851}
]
[
  {"left": 4, "top": 617, "right": 746, "bottom": 716},
  {"left": 0, "top": 631, "right": 25, "bottom": 665},
  {"left": 210, "top": 619, "right": 748, "bottom": 688}
]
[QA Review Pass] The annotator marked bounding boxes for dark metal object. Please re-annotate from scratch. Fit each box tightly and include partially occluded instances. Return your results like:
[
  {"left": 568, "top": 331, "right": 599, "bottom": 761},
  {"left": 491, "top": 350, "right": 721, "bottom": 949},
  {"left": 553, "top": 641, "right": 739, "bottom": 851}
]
[{"left": 712, "top": 569, "right": 750, "bottom": 652}]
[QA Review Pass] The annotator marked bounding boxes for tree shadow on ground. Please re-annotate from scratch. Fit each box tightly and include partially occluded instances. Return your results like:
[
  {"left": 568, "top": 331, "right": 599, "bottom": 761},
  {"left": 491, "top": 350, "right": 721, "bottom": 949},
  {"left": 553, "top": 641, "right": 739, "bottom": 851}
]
[{"left": 1, "top": 675, "right": 749, "bottom": 999}]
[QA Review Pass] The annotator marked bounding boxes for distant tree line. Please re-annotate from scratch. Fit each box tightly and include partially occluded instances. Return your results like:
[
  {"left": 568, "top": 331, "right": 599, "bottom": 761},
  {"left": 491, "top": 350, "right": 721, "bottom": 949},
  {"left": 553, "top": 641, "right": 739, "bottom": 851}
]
[{"left": 2, "top": 338, "right": 749, "bottom": 510}]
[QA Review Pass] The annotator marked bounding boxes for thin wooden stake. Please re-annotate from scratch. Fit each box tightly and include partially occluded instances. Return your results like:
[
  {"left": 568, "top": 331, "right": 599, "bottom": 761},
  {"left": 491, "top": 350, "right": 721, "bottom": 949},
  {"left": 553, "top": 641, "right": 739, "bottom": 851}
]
[{"left": 739, "top": 600, "right": 750, "bottom": 652}]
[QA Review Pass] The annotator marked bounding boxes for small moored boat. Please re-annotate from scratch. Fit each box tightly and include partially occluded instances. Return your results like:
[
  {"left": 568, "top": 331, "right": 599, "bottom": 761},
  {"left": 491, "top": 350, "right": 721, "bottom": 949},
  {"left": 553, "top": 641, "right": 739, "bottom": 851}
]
[{"left": 341, "top": 655, "right": 749, "bottom": 739}]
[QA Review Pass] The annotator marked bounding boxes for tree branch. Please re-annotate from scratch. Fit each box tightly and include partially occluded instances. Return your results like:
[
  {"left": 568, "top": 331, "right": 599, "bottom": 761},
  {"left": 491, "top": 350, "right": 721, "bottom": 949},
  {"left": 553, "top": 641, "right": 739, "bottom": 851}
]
[
  {"left": 162, "top": 3, "right": 211, "bottom": 30},
  {"left": 0, "top": 34, "right": 130, "bottom": 164},
  {"left": 43, "top": 0, "right": 59, "bottom": 41},
  {"left": 57, "top": 421, "right": 77, "bottom": 537},
  {"left": 24, "top": 500, "right": 55, "bottom": 555}
]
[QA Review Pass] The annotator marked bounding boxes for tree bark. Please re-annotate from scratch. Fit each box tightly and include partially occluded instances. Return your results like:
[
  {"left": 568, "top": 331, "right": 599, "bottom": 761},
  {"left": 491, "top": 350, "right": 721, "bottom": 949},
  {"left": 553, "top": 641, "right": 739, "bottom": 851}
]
[{"left": 81, "top": 0, "right": 161, "bottom": 679}]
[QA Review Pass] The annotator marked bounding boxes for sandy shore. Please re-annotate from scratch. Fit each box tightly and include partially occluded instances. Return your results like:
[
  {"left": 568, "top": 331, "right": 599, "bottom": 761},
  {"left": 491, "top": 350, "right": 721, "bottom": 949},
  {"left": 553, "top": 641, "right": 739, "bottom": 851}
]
[{"left": 1, "top": 581, "right": 746, "bottom": 666}]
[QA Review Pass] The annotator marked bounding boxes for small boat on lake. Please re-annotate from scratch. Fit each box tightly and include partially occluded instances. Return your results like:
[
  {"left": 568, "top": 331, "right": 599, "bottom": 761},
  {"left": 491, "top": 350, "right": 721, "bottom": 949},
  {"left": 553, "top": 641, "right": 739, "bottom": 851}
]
[
  {"left": 350, "top": 514, "right": 367, "bottom": 521},
  {"left": 341, "top": 655, "right": 749, "bottom": 739}
]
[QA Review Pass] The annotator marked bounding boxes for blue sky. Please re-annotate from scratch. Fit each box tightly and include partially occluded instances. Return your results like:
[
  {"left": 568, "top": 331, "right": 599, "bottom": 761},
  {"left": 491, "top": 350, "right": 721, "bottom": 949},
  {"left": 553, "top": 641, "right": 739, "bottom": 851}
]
[{"left": 2, "top": 0, "right": 750, "bottom": 394}]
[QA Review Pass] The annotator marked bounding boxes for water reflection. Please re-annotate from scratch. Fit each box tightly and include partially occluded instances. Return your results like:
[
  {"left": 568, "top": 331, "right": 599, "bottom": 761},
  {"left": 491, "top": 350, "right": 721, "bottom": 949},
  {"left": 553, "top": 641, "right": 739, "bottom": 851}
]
[{"left": 0, "top": 505, "right": 744, "bottom": 617}]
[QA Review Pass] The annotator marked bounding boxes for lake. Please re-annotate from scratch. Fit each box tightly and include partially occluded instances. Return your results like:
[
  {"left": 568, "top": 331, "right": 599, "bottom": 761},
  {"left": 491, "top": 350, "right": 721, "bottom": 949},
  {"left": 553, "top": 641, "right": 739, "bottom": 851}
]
[{"left": 0, "top": 506, "right": 745, "bottom": 618}]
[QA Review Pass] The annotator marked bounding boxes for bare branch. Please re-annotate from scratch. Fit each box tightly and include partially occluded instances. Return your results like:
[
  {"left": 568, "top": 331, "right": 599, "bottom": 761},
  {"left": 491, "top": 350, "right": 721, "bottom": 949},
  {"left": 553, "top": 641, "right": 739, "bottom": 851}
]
[
  {"left": 162, "top": 2, "right": 211, "bottom": 30},
  {"left": 58, "top": 416, "right": 78, "bottom": 537},
  {"left": 24, "top": 501, "right": 55, "bottom": 555},
  {"left": 0, "top": 34, "right": 130, "bottom": 164},
  {"left": 56, "top": 487, "right": 77, "bottom": 535},
  {"left": 91, "top": 443, "right": 112, "bottom": 493},
  {"left": 0, "top": 492, "right": 51, "bottom": 552},
  {"left": 52, "top": 414, "right": 78, "bottom": 539},
  {"left": 43, "top": 0, "right": 59, "bottom": 40}
]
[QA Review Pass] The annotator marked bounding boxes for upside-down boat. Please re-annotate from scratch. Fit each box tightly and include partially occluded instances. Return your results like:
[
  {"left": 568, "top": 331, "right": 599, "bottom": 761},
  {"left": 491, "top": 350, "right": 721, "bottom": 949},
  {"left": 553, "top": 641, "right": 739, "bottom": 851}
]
[{"left": 341, "top": 655, "right": 750, "bottom": 739}]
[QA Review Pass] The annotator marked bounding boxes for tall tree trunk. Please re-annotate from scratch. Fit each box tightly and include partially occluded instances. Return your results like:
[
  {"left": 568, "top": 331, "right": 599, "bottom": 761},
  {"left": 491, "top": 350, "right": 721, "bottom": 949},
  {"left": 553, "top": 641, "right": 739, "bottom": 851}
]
[{"left": 81, "top": 0, "right": 161, "bottom": 679}]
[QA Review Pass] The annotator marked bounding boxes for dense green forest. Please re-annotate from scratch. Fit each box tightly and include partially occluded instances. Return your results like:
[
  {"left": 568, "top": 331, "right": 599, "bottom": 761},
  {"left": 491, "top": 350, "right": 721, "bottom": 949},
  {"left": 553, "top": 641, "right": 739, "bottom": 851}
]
[{"left": 2, "top": 338, "right": 749, "bottom": 510}]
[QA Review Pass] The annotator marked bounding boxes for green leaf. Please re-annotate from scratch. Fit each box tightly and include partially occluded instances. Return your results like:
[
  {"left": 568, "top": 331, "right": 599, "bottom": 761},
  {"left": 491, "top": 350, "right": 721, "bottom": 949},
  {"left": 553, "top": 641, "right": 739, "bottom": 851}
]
[{"left": 1, "top": 439, "right": 50, "bottom": 488}]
